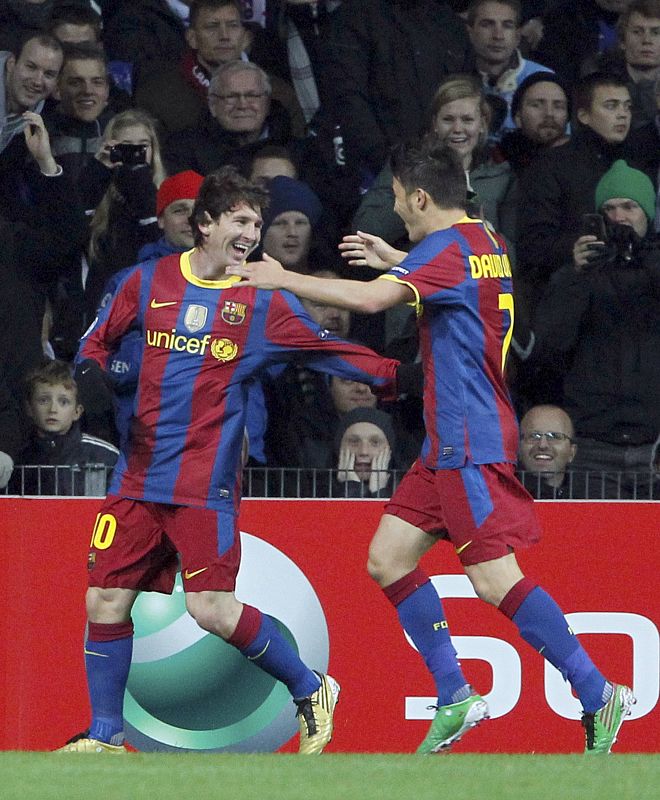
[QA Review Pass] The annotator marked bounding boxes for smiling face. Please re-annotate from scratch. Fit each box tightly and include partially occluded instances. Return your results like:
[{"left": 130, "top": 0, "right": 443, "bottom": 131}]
[
  {"left": 340, "top": 421, "right": 389, "bottom": 481},
  {"left": 433, "top": 95, "right": 484, "bottom": 165},
  {"left": 201, "top": 201, "right": 263, "bottom": 268},
  {"left": 209, "top": 68, "right": 270, "bottom": 139},
  {"left": 262, "top": 211, "right": 312, "bottom": 271},
  {"left": 6, "top": 39, "right": 63, "bottom": 113},
  {"left": 519, "top": 406, "right": 577, "bottom": 485},
  {"left": 58, "top": 57, "right": 109, "bottom": 122},
  {"left": 27, "top": 381, "right": 82, "bottom": 437}
]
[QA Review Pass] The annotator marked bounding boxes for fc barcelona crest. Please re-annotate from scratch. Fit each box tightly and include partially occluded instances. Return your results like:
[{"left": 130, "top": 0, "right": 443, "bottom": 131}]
[
  {"left": 184, "top": 304, "right": 208, "bottom": 333},
  {"left": 222, "top": 300, "right": 247, "bottom": 325}
]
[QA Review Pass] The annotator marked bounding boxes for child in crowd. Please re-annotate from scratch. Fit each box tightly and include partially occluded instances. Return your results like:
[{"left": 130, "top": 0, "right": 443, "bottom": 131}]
[{"left": 10, "top": 361, "right": 118, "bottom": 496}]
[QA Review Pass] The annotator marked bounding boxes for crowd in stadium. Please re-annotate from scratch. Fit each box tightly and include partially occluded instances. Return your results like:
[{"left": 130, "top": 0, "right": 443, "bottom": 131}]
[{"left": 0, "top": 0, "right": 659, "bottom": 500}]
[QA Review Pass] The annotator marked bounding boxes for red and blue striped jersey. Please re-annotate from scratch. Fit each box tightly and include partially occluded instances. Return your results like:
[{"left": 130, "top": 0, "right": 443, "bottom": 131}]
[
  {"left": 78, "top": 251, "right": 399, "bottom": 511},
  {"left": 379, "top": 217, "right": 518, "bottom": 470}
]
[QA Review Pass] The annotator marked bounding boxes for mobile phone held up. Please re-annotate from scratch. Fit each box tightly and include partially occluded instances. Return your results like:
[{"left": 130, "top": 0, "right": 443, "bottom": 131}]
[
  {"left": 109, "top": 143, "right": 148, "bottom": 166},
  {"left": 581, "top": 213, "right": 607, "bottom": 242}
]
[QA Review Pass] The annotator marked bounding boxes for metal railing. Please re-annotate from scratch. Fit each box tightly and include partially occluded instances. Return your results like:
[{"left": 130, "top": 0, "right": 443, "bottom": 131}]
[{"left": 2, "top": 465, "right": 658, "bottom": 500}]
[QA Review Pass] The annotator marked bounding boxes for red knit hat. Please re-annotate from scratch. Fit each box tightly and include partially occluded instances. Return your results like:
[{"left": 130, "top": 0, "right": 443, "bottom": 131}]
[{"left": 156, "top": 170, "right": 204, "bottom": 216}]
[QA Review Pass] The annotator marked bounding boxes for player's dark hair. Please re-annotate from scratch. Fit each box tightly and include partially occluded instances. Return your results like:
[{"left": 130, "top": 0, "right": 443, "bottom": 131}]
[
  {"left": 573, "top": 72, "right": 630, "bottom": 113},
  {"left": 189, "top": 0, "right": 243, "bottom": 29},
  {"left": 12, "top": 32, "right": 63, "bottom": 60},
  {"left": 390, "top": 137, "right": 467, "bottom": 211},
  {"left": 191, "top": 166, "right": 270, "bottom": 246},
  {"left": 467, "top": 0, "right": 522, "bottom": 27},
  {"left": 24, "top": 360, "right": 77, "bottom": 402},
  {"left": 617, "top": 0, "right": 660, "bottom": 34}
]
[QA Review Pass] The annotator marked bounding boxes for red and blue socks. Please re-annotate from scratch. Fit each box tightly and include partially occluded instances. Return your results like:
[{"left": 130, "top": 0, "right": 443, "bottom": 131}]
[
  {"left": 228, "top": 604, "right": 320, "bottom": 701},
  {"left": 383, "top": 568, "right": 471, "bottom": 706},
  {"left": 85, "top": 621, "right": 134, "bottom": 745},
  {"left": 499, "top": 577, "right": 611, "bottom": 713}
]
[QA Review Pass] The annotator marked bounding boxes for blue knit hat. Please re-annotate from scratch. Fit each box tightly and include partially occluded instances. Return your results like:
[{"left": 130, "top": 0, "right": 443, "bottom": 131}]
[{"left": 261, "top": 176, "right": 324, "bottom": 235}]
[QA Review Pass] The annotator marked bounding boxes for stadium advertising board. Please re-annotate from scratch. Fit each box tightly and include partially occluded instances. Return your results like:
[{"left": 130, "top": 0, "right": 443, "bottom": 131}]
[{"left": 1, "top": 499, "right": 658, "bottom": 753}]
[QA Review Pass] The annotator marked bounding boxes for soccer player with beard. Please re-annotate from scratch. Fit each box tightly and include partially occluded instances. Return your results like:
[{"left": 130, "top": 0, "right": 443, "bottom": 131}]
[
  {"left": 60, "top": 166, "right": 400, "bottom": 755},
  {"left": 228, "top": 141, "right": 635, "bottom": 755}
]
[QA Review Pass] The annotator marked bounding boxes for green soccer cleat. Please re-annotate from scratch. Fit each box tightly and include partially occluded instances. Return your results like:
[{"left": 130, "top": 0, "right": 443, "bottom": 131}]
[
  {"left": 416, "top": 694, "right": 489, "bottom": 754},
  {"left": 56, "top": 730, "right": 128, "bottom": 754},
  {"left": 296, "top": 673, "right": 340, "bottom": 755},
  {"left": 582, "top": 683, "right": 636, "bottom": 754}
]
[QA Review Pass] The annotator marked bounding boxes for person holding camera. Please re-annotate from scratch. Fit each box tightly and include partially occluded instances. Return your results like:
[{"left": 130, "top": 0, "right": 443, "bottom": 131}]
[
  {"left": 81, "top": 108, "right": 168, "bottom": 326},
  {"left": 529, "top": 159, "right": 660, "bottom": 499}
]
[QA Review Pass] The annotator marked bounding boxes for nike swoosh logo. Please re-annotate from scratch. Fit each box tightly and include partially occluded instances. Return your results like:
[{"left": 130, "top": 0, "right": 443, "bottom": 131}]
[
  {"left": 150, "top": 299, "right": 177, "bottom": 309},
  {"left": 183, "top": 567, "right": 209, "bottom": 579},
  {"left": 455, "top": 540, "right": 473, "bottom": 555}
]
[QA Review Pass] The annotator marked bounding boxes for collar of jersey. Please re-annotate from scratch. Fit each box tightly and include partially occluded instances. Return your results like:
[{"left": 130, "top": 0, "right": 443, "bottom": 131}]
[{"left": 180, "top": 249, "right": 244, "bottom": 288}]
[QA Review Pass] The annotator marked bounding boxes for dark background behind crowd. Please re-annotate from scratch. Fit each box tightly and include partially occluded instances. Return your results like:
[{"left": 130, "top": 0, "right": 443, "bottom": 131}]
[{"left": 0, "top": 0, "right": 659, "bottom": 499}]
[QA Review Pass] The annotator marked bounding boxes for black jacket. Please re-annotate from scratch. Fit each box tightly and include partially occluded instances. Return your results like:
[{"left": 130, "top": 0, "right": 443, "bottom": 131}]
[
  {"left": 10, "top": 421, "right": 119, "bottom": 496},
  {"left": 530, "top": 233, "right": 660, "bottom": 446},
  {"left": 103, "top": 0, "right": 187, "bottom": 70},
  {"left": 322, "top": 0, "right": 471, "bottom": 174},
  {"left": 516, "top": 126, "right": 639, "bottom": 307}
]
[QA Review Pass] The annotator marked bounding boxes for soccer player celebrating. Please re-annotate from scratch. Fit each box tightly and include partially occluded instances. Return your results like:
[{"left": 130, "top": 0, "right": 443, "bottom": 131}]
[
  {"left": 60, "top": 167, "right": 400, "bottom": 755},
  {"left": 227, "top": 140, "right": 635, "bottom": 755}
]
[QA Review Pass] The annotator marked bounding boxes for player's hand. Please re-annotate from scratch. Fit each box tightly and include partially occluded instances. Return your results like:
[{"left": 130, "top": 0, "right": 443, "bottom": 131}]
[
  {"left": 96, "top": 138, "right": 121, "bottom": 169},
  {"left": 573, "top": 235, "right": 604, "bottom": 271},
  {"left": 226, "top": 253, "right": 287, "bottom": 288},
  {"left": 23, "top": 112, "right": 58, "bottom": 175},
  {"left": 338, "top": 230, "right": 406, "bottom": 271},
  {"left": 336, "top": 447, "right": 360, "bottom": 483},
  {"left": 368, "top": 445, "right": 391, "bottom": 494}
]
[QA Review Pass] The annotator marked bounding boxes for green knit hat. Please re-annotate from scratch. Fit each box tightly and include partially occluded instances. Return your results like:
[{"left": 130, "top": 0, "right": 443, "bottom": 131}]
[{"left": 595, "top": 160, "right": 656, "bottom": 221}]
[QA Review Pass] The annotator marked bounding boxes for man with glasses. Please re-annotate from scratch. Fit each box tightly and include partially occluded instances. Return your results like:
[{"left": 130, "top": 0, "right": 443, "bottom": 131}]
[
  {"left": 164, "top": 61, "right": 290, "bottom": 176},
  {"left": 518, "top": 404, "right": 586, "bottom": 498}
]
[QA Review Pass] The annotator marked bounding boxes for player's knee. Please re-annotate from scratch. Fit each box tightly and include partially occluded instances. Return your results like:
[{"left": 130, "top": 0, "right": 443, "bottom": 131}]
[
  {"left": 85, "top": 586, "right": 135, "bottom": 622},
  {"left": 185, "top": 594, "right": 239, "bottom": 639}
]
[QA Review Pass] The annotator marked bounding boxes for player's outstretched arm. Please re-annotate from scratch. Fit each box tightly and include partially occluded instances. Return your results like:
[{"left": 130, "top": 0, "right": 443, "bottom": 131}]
[
  {"left": 228, "top": 253, "right": 412, "bottom": 314},
  {"left": 338, "top": 231, "right": 407, "bottom": 271}
]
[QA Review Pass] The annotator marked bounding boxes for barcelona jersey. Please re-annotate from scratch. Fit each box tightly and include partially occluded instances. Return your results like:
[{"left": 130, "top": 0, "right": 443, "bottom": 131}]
[
  {"left": 379, "top": 217, "right": 518, "bottom": 470},
  {"left": 78, "top": 250, "right": 399, "bottom": 511}
]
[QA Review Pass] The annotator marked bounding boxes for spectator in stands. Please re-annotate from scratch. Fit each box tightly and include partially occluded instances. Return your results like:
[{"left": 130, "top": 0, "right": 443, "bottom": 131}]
[
  {"left": 0, "top": 108, "right": 86, "bottom": 411},
  {"left": 591, "top": 0, "right": 660, "bottom": 129},
  {"left": 467, "top": 0, "right": 553, "bottom": 140},
  {"left": 10, "top": 360, "right": 119, "bottom": 497},
  {"left": 529, "top": 159, "right": 660, "bottom": 499},
  {"left": 333, "top": 407, "right": 397, "bottom": 498},
  {"left": 45, "top": 43, "right": 112, "bottom": 183},
  {"left": 49, "top": 4, "right": 103, "bottom": 47},
  {"left": 249, "top": 142, "right": 298, "bottom": 181},
  {"left": 354, "top": 75, "right": 517, "bottom": 254},
  {"left": 258, "top": 174, "right": 324, "bottom": 273},
  {"left": 0, "top": 0, "right": 56, "bottom": 52},
  {"left": 322, "top": 0, "right": 471, "bottom": 178},
  {"left": 495, "top": 70, "right": 570, "bottom": 173},
  {"left": 82, "top": 108, "right": 167, "bottom": 322},
  {"left": 0, "top": 377, "right": 23, "bottom": 490},
  {"left": 164, "top": 60, "right": 293, "bottom": 175},
  {"left": 134, "top": 0, "right": 304, "bottom": 139},
  {"left": 516, "top": 72, "right": 637, "bottom": 314},
  {"left": 103, "top": 0, "right": 189, "bottom": 71},
  {"left": 534, "top": 0, "right": 632, "bottom": 85},
  {"left": 518, "top": 404, "right": 586, "bottom": 498},
  {"left": 1, "top": 32, "right": 63, "bottom": 157}
]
